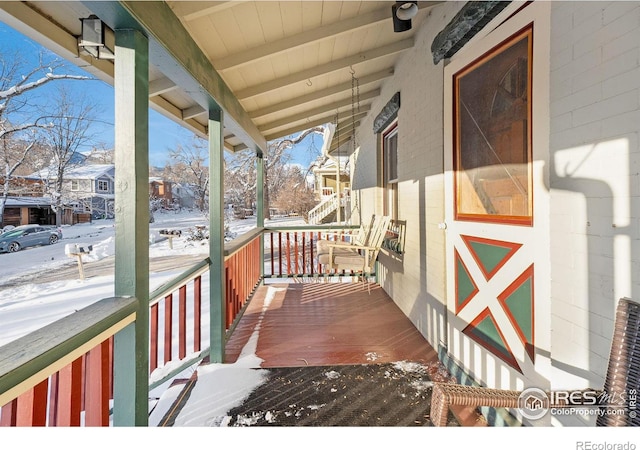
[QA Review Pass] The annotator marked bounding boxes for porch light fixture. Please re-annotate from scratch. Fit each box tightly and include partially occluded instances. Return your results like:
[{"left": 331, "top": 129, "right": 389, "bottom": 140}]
[
  {"left": 78, "top": 15, "right": 115, "bottom": 60},
  {"left": 392, "top": 1, "right": 418, "bottom": 33}
]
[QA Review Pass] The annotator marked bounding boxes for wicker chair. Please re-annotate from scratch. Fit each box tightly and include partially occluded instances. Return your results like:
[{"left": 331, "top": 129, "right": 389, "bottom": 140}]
[{"left": 430, "top": 297, "right": 640, "bottom": 426}]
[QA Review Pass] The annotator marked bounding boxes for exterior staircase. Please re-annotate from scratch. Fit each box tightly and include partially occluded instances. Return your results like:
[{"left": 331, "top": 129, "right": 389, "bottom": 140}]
[{"left": 308, "top": 191, "right": 338, "bottom": 225}]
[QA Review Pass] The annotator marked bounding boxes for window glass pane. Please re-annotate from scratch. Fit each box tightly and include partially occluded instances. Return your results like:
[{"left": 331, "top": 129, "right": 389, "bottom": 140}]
[
  {"left": 454, "top": 27, "right": 532, "bottom": 224},
  {"left": 385, "top": 129, "right": 398, "bottom": 182}
]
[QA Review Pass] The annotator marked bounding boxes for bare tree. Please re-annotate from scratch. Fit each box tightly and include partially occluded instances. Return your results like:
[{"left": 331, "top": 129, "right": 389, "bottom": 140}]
[
  {"left": 165, "top": 137, "right": 209, "bottom": 211},
  {"left": 263, "top": 126, "right": 325, "bottom": 219},
  {"left": 224, "top": 126, "right": 326, "bottom": 220},
  {"left": 161, "top": 126, "right": 327, "bottom": 221},
  {"left": 40, "top": 86, "right": 99, "bottom": 224},
  {"left": 271, "top": 165, "right": 317, "bottom": 218},
  {"left": 224, "top": 150, "right": 256, "bottom": 213},
  {"left": 84, "top": 144, "right": 114, "bottom": 164},
  {"left": 0, "top": 49, "right": 91, "bottom": 224}
]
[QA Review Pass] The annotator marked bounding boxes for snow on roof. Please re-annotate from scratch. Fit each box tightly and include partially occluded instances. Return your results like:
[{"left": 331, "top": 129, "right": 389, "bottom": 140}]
[
  {"left": 26, "top": 164, "right": 115, "bottom": 180},
  {"left": 3, "top": 196, "right": 52, "bottom": 207},
  {"left": 63, "top": 164, "right": 115, "bottom": 180},
  {"left": 313, "top": 157, "right": 348, "bottom": 173}
]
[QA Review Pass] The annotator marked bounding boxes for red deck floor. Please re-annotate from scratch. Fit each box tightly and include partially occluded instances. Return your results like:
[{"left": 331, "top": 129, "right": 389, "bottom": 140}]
[{"left": 223, "top": 281, "right": 486, "bottom": 426}]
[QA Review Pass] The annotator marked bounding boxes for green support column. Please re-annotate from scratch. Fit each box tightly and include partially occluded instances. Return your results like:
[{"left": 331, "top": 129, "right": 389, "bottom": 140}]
[
  {"left": 256, "top": 151, "right": 265, "bottom": 277},
  {"left": 209, "top": 107, "right": 226, "bottom": 363},
  {"left": 112, "top": 29, "right": 149, "bottom": 426}
]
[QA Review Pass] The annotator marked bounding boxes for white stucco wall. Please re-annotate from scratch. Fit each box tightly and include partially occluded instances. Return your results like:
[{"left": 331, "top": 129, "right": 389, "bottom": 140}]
[
  {"left": 351, "top": 1, "right": 464, "bottom": 348},
  {"left": 352, "top": 2, "right": 640, "bottom": 427},
  {"left": 548, "top": 1, "right": 640, "bottom": 396}
]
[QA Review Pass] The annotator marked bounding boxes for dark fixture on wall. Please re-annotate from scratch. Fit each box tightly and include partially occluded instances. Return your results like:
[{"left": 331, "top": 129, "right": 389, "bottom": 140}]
[
  {"left": 78, "top": 15, "right": 115, "bottom": 60},
  {"left": 392, "top": 1, "right": 418, "bottom": 32}
]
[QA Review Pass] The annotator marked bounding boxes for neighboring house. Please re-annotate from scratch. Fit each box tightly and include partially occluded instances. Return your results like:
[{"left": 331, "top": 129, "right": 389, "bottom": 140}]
[
  {"left": 311, "top": 156, "right": 350, "bottom": 200},
  {"left": 28, "top": 164, "right": 116, "bottom": 221},
  {"left": 63, "top": 164, "right": 115, "bottom": 220},
  {"left": 149, "top": 177, "right": 174, "bottom": 209},
  {"left": 171, "top": 182, "right": 197, "bottom": 210},
  {"left": 308, "top": 153, "right": 351, "bottom": 224},
  {"left": 0, "top": 196, "right": 55, "bottom": 228}
]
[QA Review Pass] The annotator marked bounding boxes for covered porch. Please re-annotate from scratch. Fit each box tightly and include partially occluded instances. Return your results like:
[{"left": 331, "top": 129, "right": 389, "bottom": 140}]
[
  {"left": 0, "top": 225, "right": 482, "bottom": 427},
  {"left": 158, "top": 281, "right": 484, "bottom": 426},
  {"left": 4, "top": 0, "right": 639, "bottom": 433}
]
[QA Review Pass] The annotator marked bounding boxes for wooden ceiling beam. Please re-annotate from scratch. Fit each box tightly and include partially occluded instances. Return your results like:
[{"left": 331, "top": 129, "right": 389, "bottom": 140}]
[
  {"left": 149, "top": 76, "right": 178, "bottom": 97},
  {"left": 256, "top": 91, "right": 377, "bottom": 132},
  {"left": 170, "top": 1, "right": 248, "bottom": 22},
  {"left": 217, "top": 6, "right": 390, "bottom": 71},
  {"left": 335, "top": 121, "right": 360, "bottom": 140},
  {"left": 182, "top": 104, "right": 206, "bottom": 120},
  {"left": 264, "top": 110, "right": 369, "bottom": 142},
  {"left": 215, "top": 2, "right": 440, "bottom": 71},
  {"left": 248, "top": 69, "right": 392, "bottom": 119},
  {"left": 259, "top": 105, "right": 371, "bottom": 137},
  {"left": 236, "top": 39, "right": 413, "bottom": 100}
]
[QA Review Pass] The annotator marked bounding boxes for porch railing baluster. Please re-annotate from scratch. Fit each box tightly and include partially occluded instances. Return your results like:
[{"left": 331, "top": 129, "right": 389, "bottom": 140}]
[
  {"left": 278, "top": 233, "right": 282, "bottom": 276},
  {"left": 150, "top": 303, "right": 159, "bottom": 372},
  {"left": 164, "top": 294, "right": 173, "bottom": 364},
  {"left": 179, "top": 286, "right": 187, "bottom": 360},
  {"left": 194, "top": 276, "right": 202, "bottom": 353}
]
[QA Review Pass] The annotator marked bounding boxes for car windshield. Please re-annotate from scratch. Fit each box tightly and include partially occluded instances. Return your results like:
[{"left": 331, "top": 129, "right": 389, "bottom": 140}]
[{"left": 1, "top": 229, "right": 25, "bottom": 238}]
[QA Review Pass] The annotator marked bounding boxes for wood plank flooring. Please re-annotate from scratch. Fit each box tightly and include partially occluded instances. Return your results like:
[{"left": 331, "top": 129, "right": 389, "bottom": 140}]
[{"left": 222, "top": 281, "right": 485, "bottom": 426}]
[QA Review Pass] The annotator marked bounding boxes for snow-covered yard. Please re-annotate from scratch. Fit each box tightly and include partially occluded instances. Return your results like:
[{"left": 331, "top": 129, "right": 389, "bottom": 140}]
[{"left": 0, "top": 209, "right": 315, "bottom": 431}]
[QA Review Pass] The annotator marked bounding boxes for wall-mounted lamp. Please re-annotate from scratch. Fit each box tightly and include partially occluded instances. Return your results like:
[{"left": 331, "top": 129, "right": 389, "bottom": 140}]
[
  {"left": 78, "top": 15, "right": 115, "bottom": 60},
  {"left": 392, "top": 1, "right": 418, "bottom": 33}
]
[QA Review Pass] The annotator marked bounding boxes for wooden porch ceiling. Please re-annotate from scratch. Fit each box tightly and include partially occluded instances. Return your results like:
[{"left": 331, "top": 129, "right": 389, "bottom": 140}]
[{"left": 0, "top": 1, "right": 442, "bottom": 156}]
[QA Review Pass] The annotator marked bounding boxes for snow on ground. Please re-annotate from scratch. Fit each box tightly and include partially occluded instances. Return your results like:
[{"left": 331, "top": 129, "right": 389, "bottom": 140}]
[
  {"left": 0, "top": 210, "right": 310, "bottom": 347},
  {"left": 0, "top": 210, "right": 312, "bottom": 426},
  {"left": 0, "top": 209, "right": 207, "bottom": 283}
]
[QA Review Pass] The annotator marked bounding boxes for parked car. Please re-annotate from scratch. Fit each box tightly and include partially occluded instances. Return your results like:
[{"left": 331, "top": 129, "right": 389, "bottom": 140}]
[{"left": 0, "top": 224, "right": 63, "bottom": 253}]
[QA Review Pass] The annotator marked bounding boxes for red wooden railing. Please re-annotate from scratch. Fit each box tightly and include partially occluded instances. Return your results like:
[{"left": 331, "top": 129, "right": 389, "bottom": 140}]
[
  {"left": 225, "top": 234, "right": 261, "bottom": 328},
  {"left": 0, "top": 338, "right": 113, "bottom": 426},
  {"left": 265, "top": 229, "right": 320, "bottom": 277},
  {"left": 0, "top": 296, "right": 136, "bottom": 427},
  {"left": 0, "top": 228, "right": 264, "bottom": 427},
  {"left": 148, "top": 260, "right": 208, "bottom": 375},
  {"left": 0, "top": 226, "right": 353, "bottom": 426},
  {"left": 264, "top": 226, "right": 357, "bottom": 278}
]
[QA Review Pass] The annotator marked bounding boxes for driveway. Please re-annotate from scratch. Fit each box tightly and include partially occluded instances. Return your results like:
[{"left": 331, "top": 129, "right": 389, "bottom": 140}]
[{"left": 0, "top": 253, "right": 207, "bottom": 292}]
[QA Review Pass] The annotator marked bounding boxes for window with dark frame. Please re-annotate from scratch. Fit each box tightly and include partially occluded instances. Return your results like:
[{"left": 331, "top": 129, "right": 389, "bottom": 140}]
[
  {"left": 453, "top": 25, "right": 533, "bottom": 225},
  {"left": 97, "top": 180, "right": 109, "bottom": 192},
  {"left": 383, "top": 121, "right": 399, "bottom": 219}
]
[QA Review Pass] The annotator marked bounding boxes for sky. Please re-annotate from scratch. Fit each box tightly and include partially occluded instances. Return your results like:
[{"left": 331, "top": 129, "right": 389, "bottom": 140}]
[{"left": 0, "top": 21, "right": 322, "bottom": 169}]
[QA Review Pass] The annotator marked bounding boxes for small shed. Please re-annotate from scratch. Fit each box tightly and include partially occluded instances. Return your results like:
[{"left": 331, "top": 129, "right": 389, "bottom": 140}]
[{"left": 1, "top": 196, "right": 55, "bottom": 228}]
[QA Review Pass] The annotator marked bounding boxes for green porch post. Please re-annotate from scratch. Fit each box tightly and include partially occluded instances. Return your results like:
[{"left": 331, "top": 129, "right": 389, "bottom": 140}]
[
  {"left": 256, "top": 151, "right": 265, "bottom": 277},
  {"left": 209, "top": 107, "right": 226, "bottom": 363},
  {"left": 112, "top": 29, "right": 149, "bottom": 426}
]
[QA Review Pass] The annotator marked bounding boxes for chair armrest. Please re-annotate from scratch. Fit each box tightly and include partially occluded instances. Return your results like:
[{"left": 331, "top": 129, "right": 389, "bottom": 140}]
[
  {"left": 327, "top": 242, "right": 377, "bottom": 251},
  {"left": 322, "top": 230, "right": 358, "bottom": 238},
  {"left": 326, "top": 242, "right": 360, "bottom": 249},
  {"left": 430, "top": 383, "right": 605, "bottom": 426}
]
